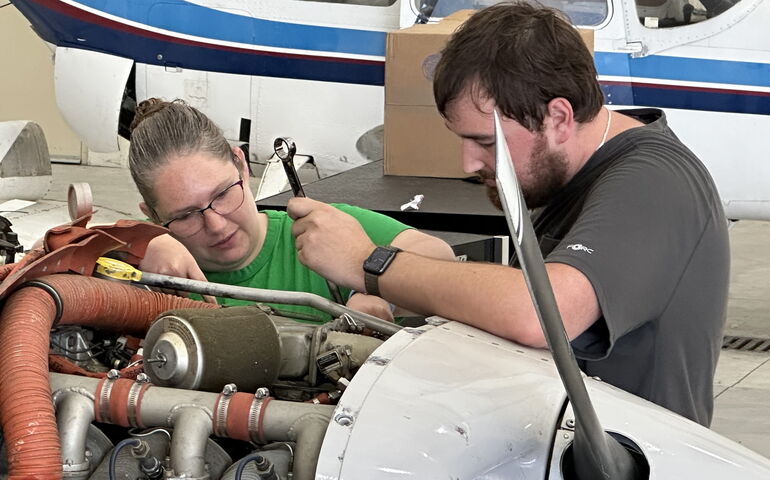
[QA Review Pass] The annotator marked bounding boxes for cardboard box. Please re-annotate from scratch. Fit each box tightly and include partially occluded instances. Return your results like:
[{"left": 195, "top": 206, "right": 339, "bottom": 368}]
[
  {"left": 384, "top": 104, "right": 464, "bottom": 178},
  {"left": 384, "top": 10, "right": 472, "bottom": 178},
  {"left": 383, "top": 10, "right": 594, "bottom": 178}
]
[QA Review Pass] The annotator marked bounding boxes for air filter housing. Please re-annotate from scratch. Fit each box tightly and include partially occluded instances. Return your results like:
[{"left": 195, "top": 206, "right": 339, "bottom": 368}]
[{"left": 143, "top": 306, "right": 281, "bottom": 392}]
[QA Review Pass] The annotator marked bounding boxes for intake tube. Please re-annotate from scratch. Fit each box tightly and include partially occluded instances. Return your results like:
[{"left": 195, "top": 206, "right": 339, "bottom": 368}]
[
  {"left": 49, "top": 373, "right": 334, "bottom": 480},
  {"left": 0, "top": 274, "right": 218, "bottom": 480}
]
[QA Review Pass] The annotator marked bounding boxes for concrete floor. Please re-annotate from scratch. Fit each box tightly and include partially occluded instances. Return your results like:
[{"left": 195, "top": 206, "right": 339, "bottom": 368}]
[
  {"left": 5, "top": 163, "right": 770, "bottom": 458},
  {"left": 712, "top": 219, "right": 770, "bottom": 457}
]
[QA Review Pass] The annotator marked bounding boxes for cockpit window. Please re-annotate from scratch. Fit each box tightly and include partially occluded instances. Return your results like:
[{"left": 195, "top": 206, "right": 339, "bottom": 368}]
[
  {"left": 635, "top": 0, "right": 738, "bottom": 28},
  {"left": 416, "top": 0, "right": 610, "bottom": 26}
]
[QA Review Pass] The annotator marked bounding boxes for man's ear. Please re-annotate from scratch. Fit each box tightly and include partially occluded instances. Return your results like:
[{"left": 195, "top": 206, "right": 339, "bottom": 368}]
[
  {"left": 139, "top": 202, "right": 158, "bottom": 223},
  {"left": 544, "top": 97, "right": 575, "bottom": 145},
  {"left": 232, "top": 146, "right": 250, "bottom": 178}
]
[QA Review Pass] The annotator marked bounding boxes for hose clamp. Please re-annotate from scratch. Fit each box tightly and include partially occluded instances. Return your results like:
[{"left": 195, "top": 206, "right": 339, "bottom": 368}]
[
  {"left": 96, "top": 375, "right": 118, "bottom": 424},
  {"left": 213, "top": 384, "right": 237, "bottom": 437},
  {"left": 248, "top": 396, "right": 271, "bottom": 444},
  {"left": 62, "top": 460, "right": 90, "bottom": 475},
  {"left": 127, "top": 381, "right": 151, "bottom": 428}
]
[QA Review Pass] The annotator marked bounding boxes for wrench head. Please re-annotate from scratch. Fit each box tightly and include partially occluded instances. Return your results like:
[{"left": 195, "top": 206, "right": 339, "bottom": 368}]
[{"left": 274, "top": 137, "right": 297, "bottom": 162}]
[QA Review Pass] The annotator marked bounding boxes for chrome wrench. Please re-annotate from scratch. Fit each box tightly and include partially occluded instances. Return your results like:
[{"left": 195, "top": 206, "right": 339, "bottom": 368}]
[{"left": 274, "top": 137, "right": 345, "bottom": 305}]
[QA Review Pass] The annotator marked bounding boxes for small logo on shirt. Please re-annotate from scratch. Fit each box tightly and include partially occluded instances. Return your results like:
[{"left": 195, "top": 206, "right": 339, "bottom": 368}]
[{"left": 566, "top": 243, "right": 594, "bottom": 254}]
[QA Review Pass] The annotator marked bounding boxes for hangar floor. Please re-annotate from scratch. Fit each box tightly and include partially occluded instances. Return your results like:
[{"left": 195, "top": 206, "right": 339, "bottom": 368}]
[{"left": 9, "top": 163, "right": 769, "bottom": 458}]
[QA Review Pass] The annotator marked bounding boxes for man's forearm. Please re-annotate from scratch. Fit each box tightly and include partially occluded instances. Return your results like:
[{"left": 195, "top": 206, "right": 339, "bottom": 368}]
[
  {"left": 390, "top": 229, "right": 456, "bottom": 261},
  {"left": 375, "top": 252, "right": 548, "bottom": 347}
]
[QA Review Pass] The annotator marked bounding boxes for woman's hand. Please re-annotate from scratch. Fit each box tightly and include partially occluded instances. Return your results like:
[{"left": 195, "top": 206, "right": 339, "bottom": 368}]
[
  {"left": 345, "top": 292, "right": 395, "bottom": 323},
  {"left": 139, "top": 234, "right": 217, "bottom": 303}
]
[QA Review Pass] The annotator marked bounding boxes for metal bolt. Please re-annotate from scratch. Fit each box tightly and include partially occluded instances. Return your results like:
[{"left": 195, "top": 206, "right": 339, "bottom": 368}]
[
  {"left": 136, "top": 373, "right": 150, "bottom": 384},
  {"left": 222, "top": 384, "right": 237, "bottom": 396},
  {"left": 566, "top": 419, "right": 575, "bottom": 429},
  {"left": 425, "top": 317, "right": 448, "bottom": 327},
  {"left": 563, "top": 433, "right": 571, "bottom": 439},
  {"left": 255, "top": 387, "right": 270, "bottom": 399},
  {"left": 334, "top": 413, "right": 354, "bottom": 426},
  {"left": 106, "top": 369, "right": 120, "bottom": 380},
  {"left": 131, "top": 440, "right": 150, "bottom": 458},
  {"left": 156, "top": 54, "right": 163, "bottom": 60}
]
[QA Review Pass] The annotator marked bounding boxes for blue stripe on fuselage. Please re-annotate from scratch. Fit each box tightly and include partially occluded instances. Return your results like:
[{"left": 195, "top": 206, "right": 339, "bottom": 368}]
[
  {"left": 72, "top": 0, "right": 387, "bottom": 57},
  {"left": 63, "top": 1, "right": 770, "bottom": 88},
  {"left": 14, "top": 0, "right": 386, "bottom": 85},
  {"left": 12, "top": 0, "right": 770, "bottom": 114},
  {"left": 596, "top": 52, "right": 770, "bottom": 89},
  {"left": 602, "top": 83, "right": 770, "bottom": 115}
]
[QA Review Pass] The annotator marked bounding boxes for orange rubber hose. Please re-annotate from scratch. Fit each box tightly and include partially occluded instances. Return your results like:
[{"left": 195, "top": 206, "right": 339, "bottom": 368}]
[
  {"left": 0, "top": 263, "right": 16, "bottom": 282},
  {"left": 0, "top": 274, "right": 217, "bottom": 480},
  {"left": 6, "top": 247, "right": 44, "bottom": 277}
]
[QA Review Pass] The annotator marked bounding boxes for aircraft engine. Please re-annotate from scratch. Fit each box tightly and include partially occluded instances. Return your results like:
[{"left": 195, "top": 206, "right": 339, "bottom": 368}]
[
  {"left": 1, "top": 249, "right": 770, "bottom": 479},
  {"left": 0, "top": 283, "right": 383, "bottom": 480}
]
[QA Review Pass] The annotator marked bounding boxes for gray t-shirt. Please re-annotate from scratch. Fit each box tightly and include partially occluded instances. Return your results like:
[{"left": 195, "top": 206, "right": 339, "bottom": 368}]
[{"left": 535, "top": 109, "right": 729, "bottom": 426}]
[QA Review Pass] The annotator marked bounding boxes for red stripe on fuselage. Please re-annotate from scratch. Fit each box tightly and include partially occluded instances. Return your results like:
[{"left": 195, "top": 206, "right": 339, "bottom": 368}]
[
  {"left": 601, "top": 80, "right": 770, "bottom": 97},
  {"left": 27, "top": 0, "right": 383, "bottom": 66}
]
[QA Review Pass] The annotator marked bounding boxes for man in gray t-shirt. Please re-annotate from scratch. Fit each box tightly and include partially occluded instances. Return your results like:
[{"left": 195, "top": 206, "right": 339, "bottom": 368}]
[
  {"left": 536, "top": 108, "right": 728, "bottom": 426},
  {"left": 286, "top": 4, "right": 729, "bottom": 427}
]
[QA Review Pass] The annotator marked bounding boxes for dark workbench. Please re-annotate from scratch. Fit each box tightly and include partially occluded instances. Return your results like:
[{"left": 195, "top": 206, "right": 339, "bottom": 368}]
[{"left": 258, "top": 160, "right": 508, "bottom": 237}]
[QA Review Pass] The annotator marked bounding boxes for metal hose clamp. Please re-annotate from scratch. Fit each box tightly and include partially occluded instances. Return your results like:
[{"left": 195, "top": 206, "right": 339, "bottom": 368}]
[
  {"left": 248, "top": 396, "right": 271, "bottom": 443},
  {"left": 97, "top": 370, "right": 120, "bottom": 423},
  {"left": 127, "top": 381, "right": 151, "bottom": 428},
  {"left": 213, "top": 384, "right": 237, "bottom": 437}
]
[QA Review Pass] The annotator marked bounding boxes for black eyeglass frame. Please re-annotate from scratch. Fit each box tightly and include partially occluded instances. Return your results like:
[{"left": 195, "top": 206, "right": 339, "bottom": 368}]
[{"left": 158, "top": 177, "right": 245, "bottom": 237}]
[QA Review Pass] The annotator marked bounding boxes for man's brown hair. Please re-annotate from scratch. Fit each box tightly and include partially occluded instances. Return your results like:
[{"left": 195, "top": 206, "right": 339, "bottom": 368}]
[{"left": 433, "top": 1, "right": 604, "bottom": 131}]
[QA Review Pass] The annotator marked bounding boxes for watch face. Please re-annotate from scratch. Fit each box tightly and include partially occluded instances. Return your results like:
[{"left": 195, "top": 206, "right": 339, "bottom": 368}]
[{"left": 364, "top": 247, "right": 398, "bottom": 274}]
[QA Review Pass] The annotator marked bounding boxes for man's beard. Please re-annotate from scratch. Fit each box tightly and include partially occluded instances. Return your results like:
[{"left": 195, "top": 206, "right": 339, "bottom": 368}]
[{"left": 479, "top": 134, "right": 569, "bottom": 211}]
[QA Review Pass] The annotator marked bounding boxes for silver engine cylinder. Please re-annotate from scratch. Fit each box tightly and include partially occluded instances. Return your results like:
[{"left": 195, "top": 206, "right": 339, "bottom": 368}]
[
  {"left": 143, "top": 306, "right": 384, "bottom": 394},
  {"left": 143, "top": 306, "right": 283, "bottom": 392}
]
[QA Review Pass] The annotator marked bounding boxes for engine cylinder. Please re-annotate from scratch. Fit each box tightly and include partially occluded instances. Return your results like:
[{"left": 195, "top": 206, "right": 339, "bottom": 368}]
[{"left": 143, "top": 306, "right": 281, "bottom": 392}]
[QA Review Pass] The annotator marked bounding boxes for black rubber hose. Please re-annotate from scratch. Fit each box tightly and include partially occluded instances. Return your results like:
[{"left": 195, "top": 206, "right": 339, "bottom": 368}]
[
  {"left": 108, "top": 438, "right": 141, "bottom": 480},
  {"left": 235, "top": 453, "right": 278, "bottom": 480}
]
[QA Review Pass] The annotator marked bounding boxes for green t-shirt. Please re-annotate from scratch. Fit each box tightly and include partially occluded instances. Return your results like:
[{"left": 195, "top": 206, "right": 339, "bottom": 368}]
[{"left": 202, "top": 204, "right": 410, "bottom": 322}]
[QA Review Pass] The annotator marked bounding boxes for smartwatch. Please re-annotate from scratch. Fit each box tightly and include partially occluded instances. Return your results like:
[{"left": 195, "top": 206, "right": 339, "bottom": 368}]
[{"left": 363, "top": 245, "right": 402, "bottom": 297}]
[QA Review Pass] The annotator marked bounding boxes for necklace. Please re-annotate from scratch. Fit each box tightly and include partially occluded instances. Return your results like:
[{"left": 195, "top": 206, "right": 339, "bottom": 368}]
[{"left": 596, "top": 107, "right": 612, "bottom": 151}]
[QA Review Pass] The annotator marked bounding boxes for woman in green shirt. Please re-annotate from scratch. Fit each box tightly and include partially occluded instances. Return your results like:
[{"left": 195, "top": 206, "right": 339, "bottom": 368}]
[{"left": 129, "top": 98, "right": 455, "bottom": 321}]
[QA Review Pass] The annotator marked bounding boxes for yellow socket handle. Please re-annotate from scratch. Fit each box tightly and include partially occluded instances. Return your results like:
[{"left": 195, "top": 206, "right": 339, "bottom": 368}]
[{"left": 94, "top": 257, "right": 143, "bottom": 282}]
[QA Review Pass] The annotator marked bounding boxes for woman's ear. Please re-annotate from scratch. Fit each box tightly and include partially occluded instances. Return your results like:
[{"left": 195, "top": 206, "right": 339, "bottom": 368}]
[
  {"left": 139, "top": 202, "right": 158, "bottom": 223},
  {"left": 232, "top": 145, "right": 250, "bottom": 178}
]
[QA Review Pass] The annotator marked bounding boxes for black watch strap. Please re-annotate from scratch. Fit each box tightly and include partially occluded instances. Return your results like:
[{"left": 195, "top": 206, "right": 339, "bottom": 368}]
[
  {"left": 363, "top": 246, "right": 402, "bottom": 297},
  {"left": 364, "top": 271, "right": 382, "bottom": 297}
]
